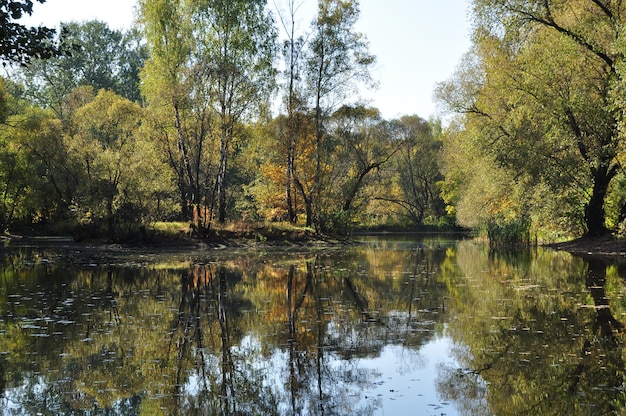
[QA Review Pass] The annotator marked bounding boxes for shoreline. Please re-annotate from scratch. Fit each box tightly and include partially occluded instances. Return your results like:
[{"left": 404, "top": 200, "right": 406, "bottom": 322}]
[
  {"left": 545, "top": 236, "right": 626, "bottom": 258},
  {"left": 5, "top": 232, "right": 626, "bottom": 259}
]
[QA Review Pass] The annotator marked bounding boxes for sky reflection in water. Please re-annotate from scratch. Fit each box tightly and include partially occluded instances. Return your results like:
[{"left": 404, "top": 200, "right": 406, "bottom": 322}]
[{"left": 356, "top": 337, "right": 459, "bottom": 415}]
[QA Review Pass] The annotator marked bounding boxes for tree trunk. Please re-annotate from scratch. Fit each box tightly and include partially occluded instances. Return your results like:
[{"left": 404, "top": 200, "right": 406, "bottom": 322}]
[
  {"left": 293, "top": 175, "right": 313, "bottom": 227},
  {"left": 217, "top": 131, "right": 229, "bottom": 224},
  {"left": 173, "top": 103, "right": 198, "bottom": 223},
  {"left": 286, "top": 140, "right": 296, "bottom": 223},
  {"left": 285, "top": 9, "right": 297, "bottom": 224},
  {"left": 585, "top": 167, "right": 612, "bottom": 237},
  {"left": 107, "top": 199, "right": 115, "bottom": 241},
  {"left": 342, "top": 162, "right": 381, "bottom": 212}
]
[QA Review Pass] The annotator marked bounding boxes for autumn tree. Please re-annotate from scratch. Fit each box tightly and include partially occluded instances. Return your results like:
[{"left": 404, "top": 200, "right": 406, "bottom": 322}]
[
  {"left": 248, "top": 111, "right": 316, "bottom": 223},
  {"left": 298, "top": 0, "right": 375, "bottom": 230},
  {"left": 438, "top": 0, "right": 626, "bottom": 237}
]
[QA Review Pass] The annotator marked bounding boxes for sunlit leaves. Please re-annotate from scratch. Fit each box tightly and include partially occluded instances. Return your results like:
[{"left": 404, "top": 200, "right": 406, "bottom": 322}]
[
  {"left": 69, "top": 89, "right": 172, "bottom": 239},
  {"left": 438, "top": 0, "right": 626, "bottom": 237}
]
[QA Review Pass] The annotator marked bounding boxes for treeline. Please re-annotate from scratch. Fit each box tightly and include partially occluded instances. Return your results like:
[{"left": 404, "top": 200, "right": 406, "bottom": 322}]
[
  {"left": 8, "top": 0, "right": 622, "bottom": 244},
  {"left": 0, "top": 1, "right": 448, "bottom": 240}
]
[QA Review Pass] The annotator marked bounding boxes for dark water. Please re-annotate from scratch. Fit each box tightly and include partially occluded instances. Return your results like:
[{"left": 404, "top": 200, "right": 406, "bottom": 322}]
[{"left": 1, "top": 235, "right": 625, "bottom": 415}]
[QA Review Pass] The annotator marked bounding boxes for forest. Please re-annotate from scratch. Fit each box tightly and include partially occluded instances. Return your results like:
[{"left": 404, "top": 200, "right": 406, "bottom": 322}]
[{"left": 0, "top": 0, "right": 624, "bottom": 244}]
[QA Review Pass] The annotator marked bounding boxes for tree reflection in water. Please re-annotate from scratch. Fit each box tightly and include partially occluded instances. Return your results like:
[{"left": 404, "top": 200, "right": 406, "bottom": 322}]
[
  {"left": 6, "top": 237, "right": 626, "bottom": 414},
  {"left": 438, "top": 243, "right": 626, "bottom": 415}
]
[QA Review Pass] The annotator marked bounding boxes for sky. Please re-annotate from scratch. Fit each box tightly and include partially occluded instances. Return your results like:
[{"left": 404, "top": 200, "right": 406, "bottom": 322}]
[{"left": 21, "top": 0, "right": 472, "bottom": 120}]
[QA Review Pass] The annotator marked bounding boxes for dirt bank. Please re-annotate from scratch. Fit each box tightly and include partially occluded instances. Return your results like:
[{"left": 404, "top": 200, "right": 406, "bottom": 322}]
[{"left": 546, "top": 236, "right": 626, "bottom": 258}]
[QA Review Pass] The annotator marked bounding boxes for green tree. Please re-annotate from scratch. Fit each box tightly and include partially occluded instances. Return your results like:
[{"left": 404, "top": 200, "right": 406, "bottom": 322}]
[
  {"left": 438, "top": 0, "right": 626, "bottom": 237},
  {"left": 139, "top": 0, "right": 216, "bottom": 226},
  {"left": 0, "top": 77, "right": 68, "bottom": 230},
  {"left": 69, "top": 89, "right": 171, "bottom": 240},
  {"left": 0, "top": 119, "right": 30, "bottom": 230},
  {"left": 139, "top": 0, "right": 277, "bottom": 227},
  {"left": 388, "top": 116, "right": 446, "bottom": 226},
  {"left": 275, "top": 0, "right": 308, "bottom": 223},
  {"left": 322, "top": 105, "right": 397, "bottom": 232},
  {"left": 19, "top": 20, "right": 148, "bottom": 115},
  {"left": 193, "top": 0, "right": 277, "bottom": 224}
]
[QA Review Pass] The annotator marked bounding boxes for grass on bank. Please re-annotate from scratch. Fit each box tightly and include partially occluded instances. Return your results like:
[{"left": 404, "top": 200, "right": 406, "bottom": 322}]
[{"left": 150, "top": 220, "right": 318, "bottom": 243}]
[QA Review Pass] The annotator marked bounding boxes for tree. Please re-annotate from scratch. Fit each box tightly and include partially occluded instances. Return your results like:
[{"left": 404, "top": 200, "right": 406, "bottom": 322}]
[
  {"left": 297, "top": 0, "right": 375, "bottom": 230},
  {"left": 246, "top": 111, "right": 317, "bottom": 223},
  {"left": 139, "top": 0, "right": 277, "bottom": 227},
  {"left": 0, "top": 0, "right": 65, "bottom": 65},
  {"left": 387, "top": 116, "right": 446, "bottom": 226},
  {"left": 0, "top": 114, "right": 31, "bottom": 230},
  {"left": 437, "top": 0, "right": 626, "bottom": 237},
  {"left": 0, "top": 77, "right": 69, "bottom": 230},
  {"left": 274, "top": 0, "right": 308, "bottom": 223},
  {"left": 139, "top": 0, "right": 216, "bottom": 226},
  {"left": 19, "top": 21, "right": 148, "bottom": 116},
  {"left": 193, "top": 0, "right": 277, "bottom": 223},
  {"left": 69, "top": 89, "right": 171, "bottom": 240},
  {"left": 322, "top": 105, "right": 397, "bottom": 232}
]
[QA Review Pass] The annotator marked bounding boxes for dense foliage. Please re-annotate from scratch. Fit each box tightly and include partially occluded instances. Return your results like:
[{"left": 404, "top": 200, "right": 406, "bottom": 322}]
[
  {"left": 437, "top": 0, "right": 626, "bottom": 241},
  {"left": 0, "top": 0, "right": 447, "bottom": 240}
]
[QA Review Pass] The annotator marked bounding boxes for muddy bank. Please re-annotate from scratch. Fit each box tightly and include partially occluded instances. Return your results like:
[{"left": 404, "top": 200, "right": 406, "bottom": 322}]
[{"left": 546, "top": 236, "right": 626, "bottom": 258}]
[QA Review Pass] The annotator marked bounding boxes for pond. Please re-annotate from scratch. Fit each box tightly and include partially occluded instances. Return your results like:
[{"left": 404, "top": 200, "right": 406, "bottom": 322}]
[{"left": 0, "top": 234, "right": 625, "bottom": 415}]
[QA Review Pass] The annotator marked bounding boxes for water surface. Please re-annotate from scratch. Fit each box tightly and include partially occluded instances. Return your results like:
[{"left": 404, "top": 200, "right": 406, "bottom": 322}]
[{"left": 1, "top": 235, "right": 625, "bottom": 415}]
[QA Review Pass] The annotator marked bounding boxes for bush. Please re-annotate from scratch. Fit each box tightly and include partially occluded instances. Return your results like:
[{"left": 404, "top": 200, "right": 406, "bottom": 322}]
[{"left": 487, "top": 215, "right": 532, "bottom": 249}]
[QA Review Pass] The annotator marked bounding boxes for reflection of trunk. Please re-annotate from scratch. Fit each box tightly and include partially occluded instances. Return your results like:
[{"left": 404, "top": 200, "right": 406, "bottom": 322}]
[
  {"left": 585, "top": 258, "right": 624, "bottom": 342},
  {"left": 567, "top": 257, "right": 626, "bottom": 402},
  {"left": 309, "top": 260, "right": 325, "bottom": 415},
  {"left": 286, "top": 263, "right": 313, "bottom": 414},
  {"left": 0, "top": 356, "right": 5, "bottom": 398},
  {"left": 406, "top": 250, "right": 424, "bottom": 320},
  {"left": 344, "top": 277, "right": 376, "bottom": 322},
  {"left": 215, "top": 265, "right": 235, "bottom": 414},
  {"left": 171, "top": 267, "right": 207, "bottom": 400},
  {"left": 105, "top": 270, "right": 120, "bottom": 324},
  {"left": 287, "top": 265, "right": 299, "bottom": 414}
]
